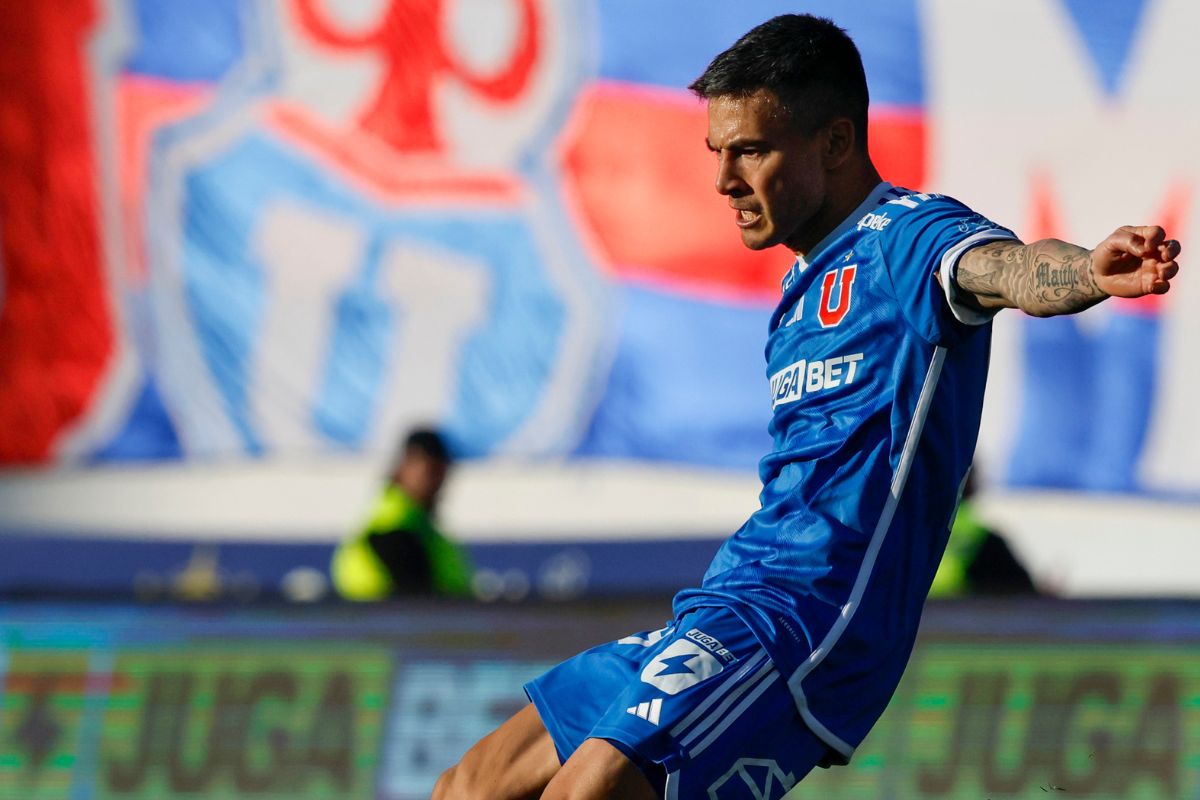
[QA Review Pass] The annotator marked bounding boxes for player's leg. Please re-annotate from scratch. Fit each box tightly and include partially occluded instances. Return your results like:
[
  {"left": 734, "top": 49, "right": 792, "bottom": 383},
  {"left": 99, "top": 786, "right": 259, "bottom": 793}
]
[
  {"left": 540, "top": 738, "right": 659, "bottom": 800},
  {"left": 431, "top": 704, "right": 560, "bottom": 800}
]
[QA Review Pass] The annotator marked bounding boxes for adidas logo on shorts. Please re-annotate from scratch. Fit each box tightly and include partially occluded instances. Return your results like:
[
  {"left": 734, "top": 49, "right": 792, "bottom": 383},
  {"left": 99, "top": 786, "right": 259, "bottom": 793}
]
[{"left": 626, "top": 698, "right": 663, "bottom": 725}]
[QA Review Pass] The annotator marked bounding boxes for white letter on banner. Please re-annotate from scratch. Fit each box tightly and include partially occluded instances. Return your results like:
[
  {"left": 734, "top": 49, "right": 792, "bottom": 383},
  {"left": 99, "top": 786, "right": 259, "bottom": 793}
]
[
  {"left": 376, "top": 243, "right": 490, "bottom": 444},
  {"left": 253, "top": 202, "right": 364, "bottom": 452}
]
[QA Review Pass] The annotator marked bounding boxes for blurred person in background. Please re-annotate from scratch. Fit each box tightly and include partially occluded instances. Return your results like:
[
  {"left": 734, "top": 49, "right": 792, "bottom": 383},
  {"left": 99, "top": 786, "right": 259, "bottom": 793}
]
[
  {"left": 929, "top": 468, "right": 1039, "bottom": 597},
  {"left": 331, "top": 427, "right": 473, "bottom": 599}
]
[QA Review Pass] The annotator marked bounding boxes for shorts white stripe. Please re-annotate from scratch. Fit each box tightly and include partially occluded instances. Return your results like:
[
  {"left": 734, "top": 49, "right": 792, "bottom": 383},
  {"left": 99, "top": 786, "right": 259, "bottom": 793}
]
[
  {"left": 669, "top": 649, "right": 767, "bottom": 738},
  {"left": 679, "top": 657, "right": 776, "bottom": 750},
  {"left": 688, "top": 668, "right": 781, "bottom": 757}
]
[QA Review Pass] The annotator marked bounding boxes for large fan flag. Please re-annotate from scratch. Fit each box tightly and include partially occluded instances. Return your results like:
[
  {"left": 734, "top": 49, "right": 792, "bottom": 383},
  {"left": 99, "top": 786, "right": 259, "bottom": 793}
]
[{"left": 0, "top": 0, "right": 1195, "bottom": 496}]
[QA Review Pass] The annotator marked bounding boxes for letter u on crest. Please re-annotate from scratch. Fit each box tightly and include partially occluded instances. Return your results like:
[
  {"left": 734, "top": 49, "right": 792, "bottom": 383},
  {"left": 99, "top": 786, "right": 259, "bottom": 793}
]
[{"left": 817, "top": 265, "right": 857, "bottom": 328}]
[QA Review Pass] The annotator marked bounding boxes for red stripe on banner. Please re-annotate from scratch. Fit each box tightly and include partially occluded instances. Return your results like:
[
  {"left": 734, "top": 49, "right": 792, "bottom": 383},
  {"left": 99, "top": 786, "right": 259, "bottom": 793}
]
[
  {"left": 117, "top": 77, "right": 213, "bottom": 281},
  {"left": 267, "top": 103, "right": 524, "bottom": 205},
  {"left": 867, "top": 105, "right": 926, "bottom": 192},
  {"left": 558, "top": 83, "right": 926, "bottom": 299},
  {"left": 0, "top": 0, "right": 112, "bottom": 463}
]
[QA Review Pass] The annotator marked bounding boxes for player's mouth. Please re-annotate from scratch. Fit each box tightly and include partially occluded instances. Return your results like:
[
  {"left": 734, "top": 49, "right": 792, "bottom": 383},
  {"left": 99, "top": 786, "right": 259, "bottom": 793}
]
[{"left": 734, "top": 208, "right": 762, "bottom": 228}]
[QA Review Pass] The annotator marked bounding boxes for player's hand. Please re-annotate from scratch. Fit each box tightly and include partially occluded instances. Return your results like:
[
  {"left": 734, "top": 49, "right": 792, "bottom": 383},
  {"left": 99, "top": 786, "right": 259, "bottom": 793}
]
[{"left": 1091, "top": 226, "right": 1181, "bottom": 298}]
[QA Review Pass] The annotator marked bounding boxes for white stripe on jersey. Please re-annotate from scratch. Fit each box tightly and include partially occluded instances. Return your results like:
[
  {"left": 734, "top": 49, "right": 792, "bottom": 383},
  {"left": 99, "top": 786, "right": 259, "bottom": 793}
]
[{"left": 786, "top": 346, "right": 948, "bottom": 761}]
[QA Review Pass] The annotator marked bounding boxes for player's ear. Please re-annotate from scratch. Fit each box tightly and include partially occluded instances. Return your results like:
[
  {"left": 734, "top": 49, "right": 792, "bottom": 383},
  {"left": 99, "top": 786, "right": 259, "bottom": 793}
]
[{"left": 823, "top": 117, "right": 855, "bottom": 169}]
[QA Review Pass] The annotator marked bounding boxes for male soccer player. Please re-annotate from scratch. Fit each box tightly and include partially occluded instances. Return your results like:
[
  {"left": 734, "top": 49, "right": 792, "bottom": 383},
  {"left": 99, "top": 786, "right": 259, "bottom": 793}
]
[{"left": 434, "top": 14, "right": 1180, "bottom": 799}]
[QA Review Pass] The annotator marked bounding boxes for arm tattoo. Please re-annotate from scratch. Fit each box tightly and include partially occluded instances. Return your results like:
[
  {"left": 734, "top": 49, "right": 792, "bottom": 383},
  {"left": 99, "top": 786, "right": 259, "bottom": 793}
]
[{"left": 955, "top": 239, "right": 1107, "bottom": 317}]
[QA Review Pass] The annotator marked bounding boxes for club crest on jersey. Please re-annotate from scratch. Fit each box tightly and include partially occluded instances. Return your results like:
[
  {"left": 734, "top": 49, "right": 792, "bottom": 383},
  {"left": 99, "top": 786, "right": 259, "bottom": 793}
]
[
  {"left": 708, "top": 758, "right": 796, "bottom": 799},
  {"left": 817, "top": 264, "right": 857, "bottom": 328}
]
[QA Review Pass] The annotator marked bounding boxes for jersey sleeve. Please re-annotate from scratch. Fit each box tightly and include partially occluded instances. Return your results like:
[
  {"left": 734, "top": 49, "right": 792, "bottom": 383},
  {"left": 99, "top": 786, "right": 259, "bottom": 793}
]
[{"left": 877, "top": 195, "right": 1018, "bottom": 345}]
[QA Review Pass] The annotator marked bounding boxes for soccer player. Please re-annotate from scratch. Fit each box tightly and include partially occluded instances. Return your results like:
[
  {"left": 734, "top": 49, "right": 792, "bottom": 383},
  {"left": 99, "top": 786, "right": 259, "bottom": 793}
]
[{"left": 433, "top": 14, "right": 1181, "bottom": 800}]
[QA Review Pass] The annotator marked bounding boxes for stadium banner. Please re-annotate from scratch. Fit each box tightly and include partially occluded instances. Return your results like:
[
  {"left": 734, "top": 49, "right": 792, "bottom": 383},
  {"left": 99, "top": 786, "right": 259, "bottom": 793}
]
[
  {"left": 2, "top": 600, "right": 1199, "bottom": 799},
  {"left": 0, "top": 0, "right": 1198, "bottom": 497}
]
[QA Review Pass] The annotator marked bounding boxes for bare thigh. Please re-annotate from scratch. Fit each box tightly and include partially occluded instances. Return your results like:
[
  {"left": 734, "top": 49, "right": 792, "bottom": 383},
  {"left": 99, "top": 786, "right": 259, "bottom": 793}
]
[
  {"left": 432, "top": 704, "right": 560, "bottom": 800},
  {"left": 541, "top": 738, "right": 659, "bottom": 800}
]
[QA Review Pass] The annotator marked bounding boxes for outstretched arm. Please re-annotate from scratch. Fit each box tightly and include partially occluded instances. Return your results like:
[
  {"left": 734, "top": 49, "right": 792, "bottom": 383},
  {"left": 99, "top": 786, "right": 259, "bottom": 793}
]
[{"left": 953, "top": 226, "right": 1181, "bottom": 317}]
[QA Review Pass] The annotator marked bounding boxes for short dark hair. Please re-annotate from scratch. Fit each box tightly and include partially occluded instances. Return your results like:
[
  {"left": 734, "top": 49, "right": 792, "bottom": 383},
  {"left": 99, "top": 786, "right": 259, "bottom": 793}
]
[
  {"left": 403, "top": 427, "right": 452, "bottom": 463},
  {"left": 689, "top": 14, "right": 869, "bottom": 151}
]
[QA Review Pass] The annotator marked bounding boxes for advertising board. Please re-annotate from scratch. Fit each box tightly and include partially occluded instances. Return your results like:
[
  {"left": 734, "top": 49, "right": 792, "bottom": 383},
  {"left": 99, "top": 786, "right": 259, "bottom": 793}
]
[{"left": 2, "top": 601, "right": 1199, "bottom": 799}]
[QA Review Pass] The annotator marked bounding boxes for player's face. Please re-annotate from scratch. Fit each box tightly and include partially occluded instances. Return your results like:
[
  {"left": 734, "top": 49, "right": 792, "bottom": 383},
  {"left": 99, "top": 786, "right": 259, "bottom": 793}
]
[{"left": 706, "top": 89, "right": 829, "bottom": 254}]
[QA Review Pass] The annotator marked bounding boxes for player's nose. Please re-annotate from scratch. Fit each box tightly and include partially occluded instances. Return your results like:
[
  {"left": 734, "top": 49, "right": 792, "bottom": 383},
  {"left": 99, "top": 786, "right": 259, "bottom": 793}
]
[{"left": 714, "top": 154, "right": 747, "bottom": 197}]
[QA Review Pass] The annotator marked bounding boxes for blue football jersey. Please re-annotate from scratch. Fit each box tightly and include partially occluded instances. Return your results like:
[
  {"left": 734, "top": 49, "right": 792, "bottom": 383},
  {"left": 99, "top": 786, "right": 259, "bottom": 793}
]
[{"left": 674, "top": 182, "right": 1018, "bottom": 763}]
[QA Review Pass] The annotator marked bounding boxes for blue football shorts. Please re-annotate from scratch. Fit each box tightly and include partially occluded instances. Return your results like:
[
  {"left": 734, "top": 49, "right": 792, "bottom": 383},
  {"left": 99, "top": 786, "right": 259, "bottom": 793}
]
[{"left": 524, "top": 605, "right": 833, "bottom": 799}]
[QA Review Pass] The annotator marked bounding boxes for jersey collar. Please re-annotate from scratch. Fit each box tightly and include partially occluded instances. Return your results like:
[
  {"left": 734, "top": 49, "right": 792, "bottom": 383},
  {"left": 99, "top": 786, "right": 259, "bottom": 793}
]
[{"left": 793, "top": 181, "right": 895, "bottom": 273}]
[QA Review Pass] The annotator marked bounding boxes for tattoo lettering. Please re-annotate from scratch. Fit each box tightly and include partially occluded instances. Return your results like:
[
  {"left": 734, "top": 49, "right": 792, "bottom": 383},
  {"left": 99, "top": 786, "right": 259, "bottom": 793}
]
[
  {"left": 1035, "top": 259, "right": 1079, "bottom": 291},
  {"left": 956, "top": 239, "right": 1106, "bottom": 316}
]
